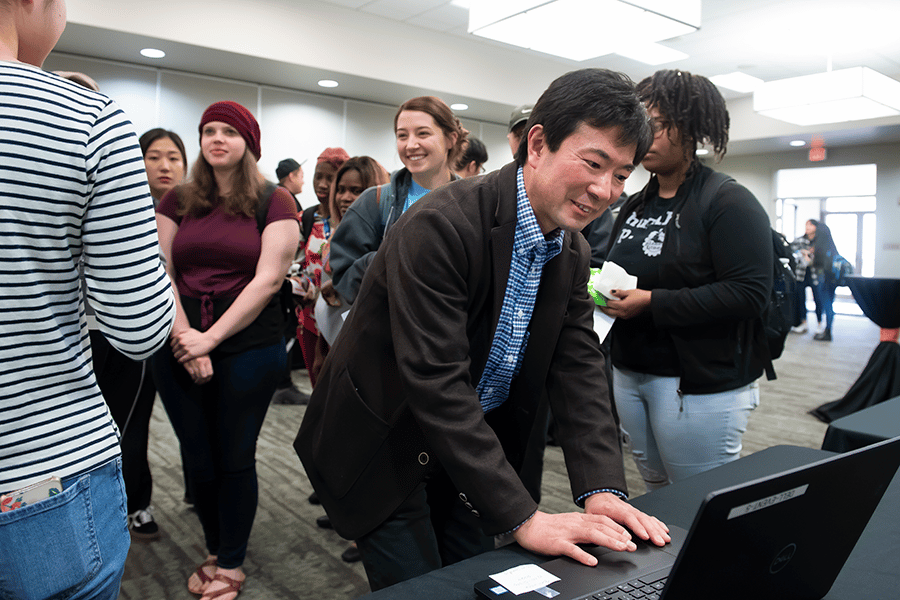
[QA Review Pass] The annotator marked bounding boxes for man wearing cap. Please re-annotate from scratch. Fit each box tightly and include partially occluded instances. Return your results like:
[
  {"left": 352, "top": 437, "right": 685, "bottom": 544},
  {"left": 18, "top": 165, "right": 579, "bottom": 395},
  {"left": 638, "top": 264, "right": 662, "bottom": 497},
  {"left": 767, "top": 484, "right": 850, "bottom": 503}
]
[
  {"left": 277, "top": 157, "right": 305, "bottom": 211},
  {"left": 296, "top": 68, "right": 669, "bottom": 591},
  {"left": 270, "top": 157, "right": 311, "bottom": 405},
  {"left": 507, "top": 103, "right": 533, "bottom": 157}
]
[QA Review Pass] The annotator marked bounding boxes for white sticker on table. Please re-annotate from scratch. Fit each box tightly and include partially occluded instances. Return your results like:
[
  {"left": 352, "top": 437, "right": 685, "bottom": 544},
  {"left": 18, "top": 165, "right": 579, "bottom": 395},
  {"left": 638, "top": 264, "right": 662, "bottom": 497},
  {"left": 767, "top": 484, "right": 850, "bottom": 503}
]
[{"left": 489, "top": 564, "right": 560, "bottom": 596}]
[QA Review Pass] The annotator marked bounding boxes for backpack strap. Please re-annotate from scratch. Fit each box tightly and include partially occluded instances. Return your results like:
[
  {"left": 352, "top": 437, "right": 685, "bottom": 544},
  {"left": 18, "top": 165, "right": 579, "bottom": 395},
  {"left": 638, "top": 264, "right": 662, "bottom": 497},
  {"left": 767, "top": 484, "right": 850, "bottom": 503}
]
[
  {"left": 300, "top": 204, "right": 316, "bottom": 241},
  {"left": 692, "top": 171, "right": 777, "bottom": 380},
  {"left": 375, "top": 181, "right": 395, "bottom": 233},
  {"left": 253, "top": 181, "right": 297, "bottom": 333},
  {"left": 692, "top": 170, "right": 734, "bottom": 225},
  {"left": 254, "top": 181, "right": 280, "bottom": 235}
]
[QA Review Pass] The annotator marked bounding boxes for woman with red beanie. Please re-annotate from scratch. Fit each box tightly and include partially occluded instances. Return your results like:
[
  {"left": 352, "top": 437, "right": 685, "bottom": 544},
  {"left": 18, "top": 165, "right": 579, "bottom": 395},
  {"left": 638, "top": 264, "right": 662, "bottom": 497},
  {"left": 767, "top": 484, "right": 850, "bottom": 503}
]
[
  {"left": 151, "top": 101, "right": 300, "bottom": 600},
  {"left": 292, "top": 147, "right": 350, "bottom": 384}
]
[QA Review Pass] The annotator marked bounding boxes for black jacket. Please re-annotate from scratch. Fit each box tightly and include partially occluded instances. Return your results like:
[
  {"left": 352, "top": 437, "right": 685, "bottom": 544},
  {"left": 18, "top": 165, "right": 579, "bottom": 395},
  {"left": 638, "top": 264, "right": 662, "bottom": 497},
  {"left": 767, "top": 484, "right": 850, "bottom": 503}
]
[
  {"left": 607, "top": 165, "right": 773, "bottom": 394},
  {"left": 296, "top": 163, "right": 624, "bottom": 539}
]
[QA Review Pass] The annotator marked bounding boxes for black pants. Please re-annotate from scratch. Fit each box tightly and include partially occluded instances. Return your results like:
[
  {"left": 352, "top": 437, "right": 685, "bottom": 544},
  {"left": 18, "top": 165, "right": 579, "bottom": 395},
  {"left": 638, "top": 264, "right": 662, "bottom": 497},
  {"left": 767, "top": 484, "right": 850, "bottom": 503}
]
[
  {"left": 355, "top": 468, "right": 495, "bottom": 591},
  {"left": 151, "top": 341, "right": 283, "bottom": 568},
  {"left": 90, "top": 330, "right": 156, "bottom": 514},
  {"left": 793, "top": 270, "right": 822, "bottom": 326}
]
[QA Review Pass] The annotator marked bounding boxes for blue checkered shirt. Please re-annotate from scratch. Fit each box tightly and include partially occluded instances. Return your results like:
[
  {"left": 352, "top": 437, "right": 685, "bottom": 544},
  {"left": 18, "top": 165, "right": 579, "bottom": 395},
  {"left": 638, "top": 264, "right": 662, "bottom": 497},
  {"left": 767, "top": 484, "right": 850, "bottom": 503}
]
[{"left": 476, "top": 167, "right": 563, "bottom": 412}]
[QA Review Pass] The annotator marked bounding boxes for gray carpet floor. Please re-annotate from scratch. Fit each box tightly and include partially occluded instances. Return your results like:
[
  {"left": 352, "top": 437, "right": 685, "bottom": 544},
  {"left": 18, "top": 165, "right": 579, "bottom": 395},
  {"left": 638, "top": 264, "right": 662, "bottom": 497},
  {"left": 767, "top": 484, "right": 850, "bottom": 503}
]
[{"left": 119, "top": 311, "right": 881, "bottom": 599}]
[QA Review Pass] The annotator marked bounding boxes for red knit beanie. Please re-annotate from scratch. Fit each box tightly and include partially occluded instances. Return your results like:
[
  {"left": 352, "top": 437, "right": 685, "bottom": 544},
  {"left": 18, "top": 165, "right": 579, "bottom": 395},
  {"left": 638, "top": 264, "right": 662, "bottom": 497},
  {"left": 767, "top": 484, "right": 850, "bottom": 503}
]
[
  {"left": 317, "top": 147, "right": 350, "bottom": 170},
  {"left": 199, "top": 101, "right": 261, "bottom": 160}
]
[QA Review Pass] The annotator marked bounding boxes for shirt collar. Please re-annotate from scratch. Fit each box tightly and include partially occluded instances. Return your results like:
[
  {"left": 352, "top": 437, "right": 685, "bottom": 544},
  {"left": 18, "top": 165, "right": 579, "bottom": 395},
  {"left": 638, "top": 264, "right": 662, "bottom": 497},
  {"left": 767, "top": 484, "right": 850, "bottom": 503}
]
[{"left": 515, "top": 166, "right": 564, "bottom": 256}]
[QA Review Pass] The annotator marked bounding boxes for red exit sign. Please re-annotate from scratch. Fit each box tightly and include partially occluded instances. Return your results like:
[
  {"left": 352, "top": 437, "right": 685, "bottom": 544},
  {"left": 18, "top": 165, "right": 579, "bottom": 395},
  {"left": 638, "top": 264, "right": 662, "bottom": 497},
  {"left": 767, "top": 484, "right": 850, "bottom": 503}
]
[{"left": 809, "top": 136, "right": 826, "bottom": 162}]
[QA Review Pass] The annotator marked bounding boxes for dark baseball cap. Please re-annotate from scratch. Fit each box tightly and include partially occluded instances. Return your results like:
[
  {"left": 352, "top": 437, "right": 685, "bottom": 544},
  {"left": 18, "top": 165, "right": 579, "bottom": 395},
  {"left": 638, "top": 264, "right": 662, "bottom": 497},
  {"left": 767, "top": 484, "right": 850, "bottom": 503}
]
[
  {"left": 276, "top": 158, "right": 305, "bottom": 180},
  {"left": 508, "top": 104, "right": 533, "bottom": 133}
]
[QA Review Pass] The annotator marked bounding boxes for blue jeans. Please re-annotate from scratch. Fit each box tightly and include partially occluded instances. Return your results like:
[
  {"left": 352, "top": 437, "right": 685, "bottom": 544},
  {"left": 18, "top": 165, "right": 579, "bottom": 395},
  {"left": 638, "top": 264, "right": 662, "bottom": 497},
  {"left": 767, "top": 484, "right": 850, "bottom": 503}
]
[
  {"left": 815, "top": 280, "right": 836, "bottom": 331},
  {"left": 151, "top": 341, "right": 283, "bottom": 569},
  {"left": 613, "top": 367, "right": 759, "bottom": 489},
  {"left": 0, "top": 458, "right": 130, "bottom": 600}
]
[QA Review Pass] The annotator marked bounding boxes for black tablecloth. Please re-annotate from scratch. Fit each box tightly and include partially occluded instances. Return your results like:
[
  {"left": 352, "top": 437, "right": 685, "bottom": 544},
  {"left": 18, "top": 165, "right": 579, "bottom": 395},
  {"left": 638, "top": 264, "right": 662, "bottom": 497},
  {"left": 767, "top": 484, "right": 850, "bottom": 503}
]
[
  {"left": 822, "top": 395, "right": 900, "bottom": 452},
  {"left": 360, "top": 446, "right": 900, "bottom": 600},
  {"left": 811, "top": 276, "right": 900, "bottom": 422},
  {"left": 846, "top": 275, "right": 900, "bottom": 328},
  {"left": 811, "top": 341, "right": 900, "bottom": 422}
]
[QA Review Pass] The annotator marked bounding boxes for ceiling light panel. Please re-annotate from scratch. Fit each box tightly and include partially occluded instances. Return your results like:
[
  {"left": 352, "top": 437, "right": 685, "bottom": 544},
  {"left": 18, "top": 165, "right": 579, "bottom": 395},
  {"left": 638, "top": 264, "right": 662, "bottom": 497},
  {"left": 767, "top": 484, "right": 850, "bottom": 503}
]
[
  {"left": 710, "top": 72, "right": 764, "bottom": 94},
  {"left": 469, "top": 0, "right": 699, "bottom": 62},
  {"left": 628, "top": 0, "right": 700, "bottom": 28},
  {"left": 468, "top": 0, "right": 545, "bottom": 31},
  {"left": 754, "top": 67, "right": 900, "bottom": 126},
  {"left": 616, "top": 43, "right": 688, "bottom": 66}
]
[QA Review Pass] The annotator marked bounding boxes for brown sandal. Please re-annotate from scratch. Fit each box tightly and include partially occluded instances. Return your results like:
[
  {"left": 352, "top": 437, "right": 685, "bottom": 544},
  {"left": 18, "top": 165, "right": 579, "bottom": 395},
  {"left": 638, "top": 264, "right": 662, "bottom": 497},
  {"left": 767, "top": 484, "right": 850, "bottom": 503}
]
[
  {"left": 188, "top": 558, "right": 217, "bottom": 595},
  {"left": 200, "top": 572, "right": 243, "bottom": 600}
]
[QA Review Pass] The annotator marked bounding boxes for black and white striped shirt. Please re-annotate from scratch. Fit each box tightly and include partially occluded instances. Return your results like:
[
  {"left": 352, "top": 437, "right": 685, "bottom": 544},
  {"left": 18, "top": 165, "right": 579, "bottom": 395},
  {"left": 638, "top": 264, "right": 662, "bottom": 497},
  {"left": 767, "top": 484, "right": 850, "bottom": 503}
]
[{"left": 0, "top": 61, "right": 176, "bottom": 492}]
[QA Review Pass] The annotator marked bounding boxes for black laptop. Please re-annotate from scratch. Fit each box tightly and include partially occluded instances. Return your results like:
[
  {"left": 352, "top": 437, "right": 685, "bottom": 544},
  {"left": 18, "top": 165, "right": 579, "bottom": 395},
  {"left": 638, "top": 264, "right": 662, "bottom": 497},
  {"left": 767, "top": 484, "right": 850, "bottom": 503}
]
[{"left": 475, "top": 436, "right": 900, "bottom": 600}]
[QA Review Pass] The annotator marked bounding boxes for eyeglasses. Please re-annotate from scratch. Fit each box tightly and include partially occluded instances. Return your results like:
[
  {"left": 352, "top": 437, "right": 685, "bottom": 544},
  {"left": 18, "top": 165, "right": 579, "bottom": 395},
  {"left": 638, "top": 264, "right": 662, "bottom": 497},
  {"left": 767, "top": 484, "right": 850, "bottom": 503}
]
[{"left": 651, "top": 118, "right": 672, "bottom": 136}]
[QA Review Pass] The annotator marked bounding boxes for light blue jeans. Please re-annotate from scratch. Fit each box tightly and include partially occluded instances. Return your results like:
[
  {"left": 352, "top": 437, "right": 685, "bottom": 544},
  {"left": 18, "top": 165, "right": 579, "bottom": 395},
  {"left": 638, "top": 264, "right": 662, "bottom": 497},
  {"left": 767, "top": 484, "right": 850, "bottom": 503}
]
[
  {"left": 0, "top": 458, "right": 130, "bottom": 600},
  {"left": 613, "top": 367, "right": 759, "bottom": 490}
]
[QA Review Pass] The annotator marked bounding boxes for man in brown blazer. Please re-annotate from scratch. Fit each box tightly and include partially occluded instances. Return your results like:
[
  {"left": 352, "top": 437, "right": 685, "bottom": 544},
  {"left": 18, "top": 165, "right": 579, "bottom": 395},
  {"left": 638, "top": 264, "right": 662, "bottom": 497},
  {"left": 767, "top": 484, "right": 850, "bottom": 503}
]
[{"left": 295, "top": 68, "right": 670, "bottom": 591}]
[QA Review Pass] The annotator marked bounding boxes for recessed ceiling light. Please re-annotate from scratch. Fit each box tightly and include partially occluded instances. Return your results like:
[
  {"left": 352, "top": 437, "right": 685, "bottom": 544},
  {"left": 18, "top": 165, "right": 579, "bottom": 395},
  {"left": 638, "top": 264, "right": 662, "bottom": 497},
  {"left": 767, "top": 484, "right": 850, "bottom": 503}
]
[
  {"left": 696, "top": 148, "right": 710, "bottom": 156},
  {"left": 450, "top": 103, "right": 469, "bottom": 111},
  {"left": 140, "top": 48, "right": 166, "bottom": 59},
  {"left": 789, "top": 140, "right": 806, "bottom": 147},
  {"left": 318, "top": 79, "right": 339, "bottom": 88}
]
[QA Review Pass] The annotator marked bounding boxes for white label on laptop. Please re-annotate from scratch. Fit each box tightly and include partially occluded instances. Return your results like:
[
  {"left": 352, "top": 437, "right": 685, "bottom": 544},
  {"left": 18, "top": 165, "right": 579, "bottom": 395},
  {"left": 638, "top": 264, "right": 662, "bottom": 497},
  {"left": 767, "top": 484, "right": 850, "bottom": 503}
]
[
  {"left": 727, "top": 484, "right": 809, "bottom": 520},
  {"left": 490, "top": 564, "right": 560, "bottom": 595}
]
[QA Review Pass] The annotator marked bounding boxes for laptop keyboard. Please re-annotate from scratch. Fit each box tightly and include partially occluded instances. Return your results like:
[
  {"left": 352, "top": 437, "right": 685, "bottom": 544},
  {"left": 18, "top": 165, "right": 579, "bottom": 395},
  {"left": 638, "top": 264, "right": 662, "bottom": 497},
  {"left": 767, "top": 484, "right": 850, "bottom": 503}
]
[{"left": 585, "top": 571, "right": 668, "bottom": 600}]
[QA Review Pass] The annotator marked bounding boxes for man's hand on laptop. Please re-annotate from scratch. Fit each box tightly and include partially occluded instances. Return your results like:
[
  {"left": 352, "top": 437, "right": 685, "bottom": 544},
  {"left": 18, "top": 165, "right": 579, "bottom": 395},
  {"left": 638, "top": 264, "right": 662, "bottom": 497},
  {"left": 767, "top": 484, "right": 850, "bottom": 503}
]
[
  {"left": 584, "top": 492, "right": 670, "bottom": 548},
  {"left": 512, "top": 494, "right": 669, "bottom": 567}
]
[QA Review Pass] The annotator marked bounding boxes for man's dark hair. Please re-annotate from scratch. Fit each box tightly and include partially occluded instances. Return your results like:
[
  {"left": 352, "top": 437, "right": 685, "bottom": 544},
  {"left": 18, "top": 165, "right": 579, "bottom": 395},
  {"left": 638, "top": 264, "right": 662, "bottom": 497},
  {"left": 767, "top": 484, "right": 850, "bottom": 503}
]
[
  {"left": 515, "top": 68, "right": 652, "bottom": 166},
  {"left": 454, "top": 136, "right": 488, "bottom": 172},
  {"left": 637, "top": 69, "right": 730, "bottom": 161}
]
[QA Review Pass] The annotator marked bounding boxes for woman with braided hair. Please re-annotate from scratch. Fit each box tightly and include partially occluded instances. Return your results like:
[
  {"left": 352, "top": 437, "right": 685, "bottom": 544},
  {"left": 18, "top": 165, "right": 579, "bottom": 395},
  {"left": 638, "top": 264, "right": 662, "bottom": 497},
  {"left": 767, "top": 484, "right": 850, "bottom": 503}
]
[{"left": 601, "top": 70, "right": 773, "bottom": 490}]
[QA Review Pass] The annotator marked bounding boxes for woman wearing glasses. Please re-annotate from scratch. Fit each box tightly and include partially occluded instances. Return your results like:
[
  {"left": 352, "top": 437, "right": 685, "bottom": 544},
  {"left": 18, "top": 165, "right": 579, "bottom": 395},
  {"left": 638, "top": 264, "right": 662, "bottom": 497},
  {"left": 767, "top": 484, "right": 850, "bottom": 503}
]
[{"left": 601, "top": 70, "right": 773, "bottom": 491}]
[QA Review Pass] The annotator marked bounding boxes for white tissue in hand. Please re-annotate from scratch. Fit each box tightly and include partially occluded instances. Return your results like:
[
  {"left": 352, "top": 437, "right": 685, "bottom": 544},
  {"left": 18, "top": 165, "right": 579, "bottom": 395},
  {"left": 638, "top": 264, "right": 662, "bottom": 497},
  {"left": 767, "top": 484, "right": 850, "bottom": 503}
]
[{"left": 594, "top": 261, "right": 637, "bottom": 300}]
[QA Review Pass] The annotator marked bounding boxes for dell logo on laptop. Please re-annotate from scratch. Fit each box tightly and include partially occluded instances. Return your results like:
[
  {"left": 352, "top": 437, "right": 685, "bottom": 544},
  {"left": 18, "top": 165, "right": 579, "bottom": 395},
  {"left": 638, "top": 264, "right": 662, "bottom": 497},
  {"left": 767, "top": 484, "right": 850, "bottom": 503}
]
[{"left": 770, "top": 543, "right": 797, "bottom": 574}]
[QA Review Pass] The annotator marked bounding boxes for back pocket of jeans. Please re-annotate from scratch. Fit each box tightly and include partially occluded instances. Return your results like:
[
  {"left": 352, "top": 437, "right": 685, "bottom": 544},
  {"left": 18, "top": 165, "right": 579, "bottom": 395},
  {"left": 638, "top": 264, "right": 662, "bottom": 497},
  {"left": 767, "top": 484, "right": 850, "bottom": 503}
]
[{"left": 0, "top": 474, "right": 101, "bottom": 600}]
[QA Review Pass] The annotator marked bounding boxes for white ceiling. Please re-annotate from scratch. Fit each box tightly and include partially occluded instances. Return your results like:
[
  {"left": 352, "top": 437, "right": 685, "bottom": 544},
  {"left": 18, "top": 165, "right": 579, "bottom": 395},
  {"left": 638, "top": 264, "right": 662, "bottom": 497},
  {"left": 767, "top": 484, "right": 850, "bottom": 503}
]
[
  {"left": 314, "top": 0, "right": 900, "bottom": 84},
  {"left": 53, "top": 0, "right": 900, "bottom": 156}
]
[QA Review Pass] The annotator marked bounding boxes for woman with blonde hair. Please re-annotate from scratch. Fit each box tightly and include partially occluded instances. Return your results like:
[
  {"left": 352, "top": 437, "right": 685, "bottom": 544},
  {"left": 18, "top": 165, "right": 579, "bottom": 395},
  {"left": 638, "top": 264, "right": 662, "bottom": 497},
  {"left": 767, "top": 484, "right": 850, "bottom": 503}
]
[{"left": 151, "top": 101, "right": 299, "bottom": 600}]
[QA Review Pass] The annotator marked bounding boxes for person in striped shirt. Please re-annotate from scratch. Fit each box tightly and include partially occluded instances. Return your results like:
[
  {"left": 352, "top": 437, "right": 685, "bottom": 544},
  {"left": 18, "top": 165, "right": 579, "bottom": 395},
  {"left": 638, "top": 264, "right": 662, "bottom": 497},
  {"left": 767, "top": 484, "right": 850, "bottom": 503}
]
[{"left": 0, "top": 1, "right": 176, "bottom": 598}]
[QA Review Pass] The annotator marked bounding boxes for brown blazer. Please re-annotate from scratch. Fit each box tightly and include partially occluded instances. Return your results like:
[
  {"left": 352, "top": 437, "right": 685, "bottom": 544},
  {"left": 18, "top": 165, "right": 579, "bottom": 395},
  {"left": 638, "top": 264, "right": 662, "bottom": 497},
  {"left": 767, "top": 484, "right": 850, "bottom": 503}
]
[{"left": 294, "top": 162, "right": 626, "bottom": 540}]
